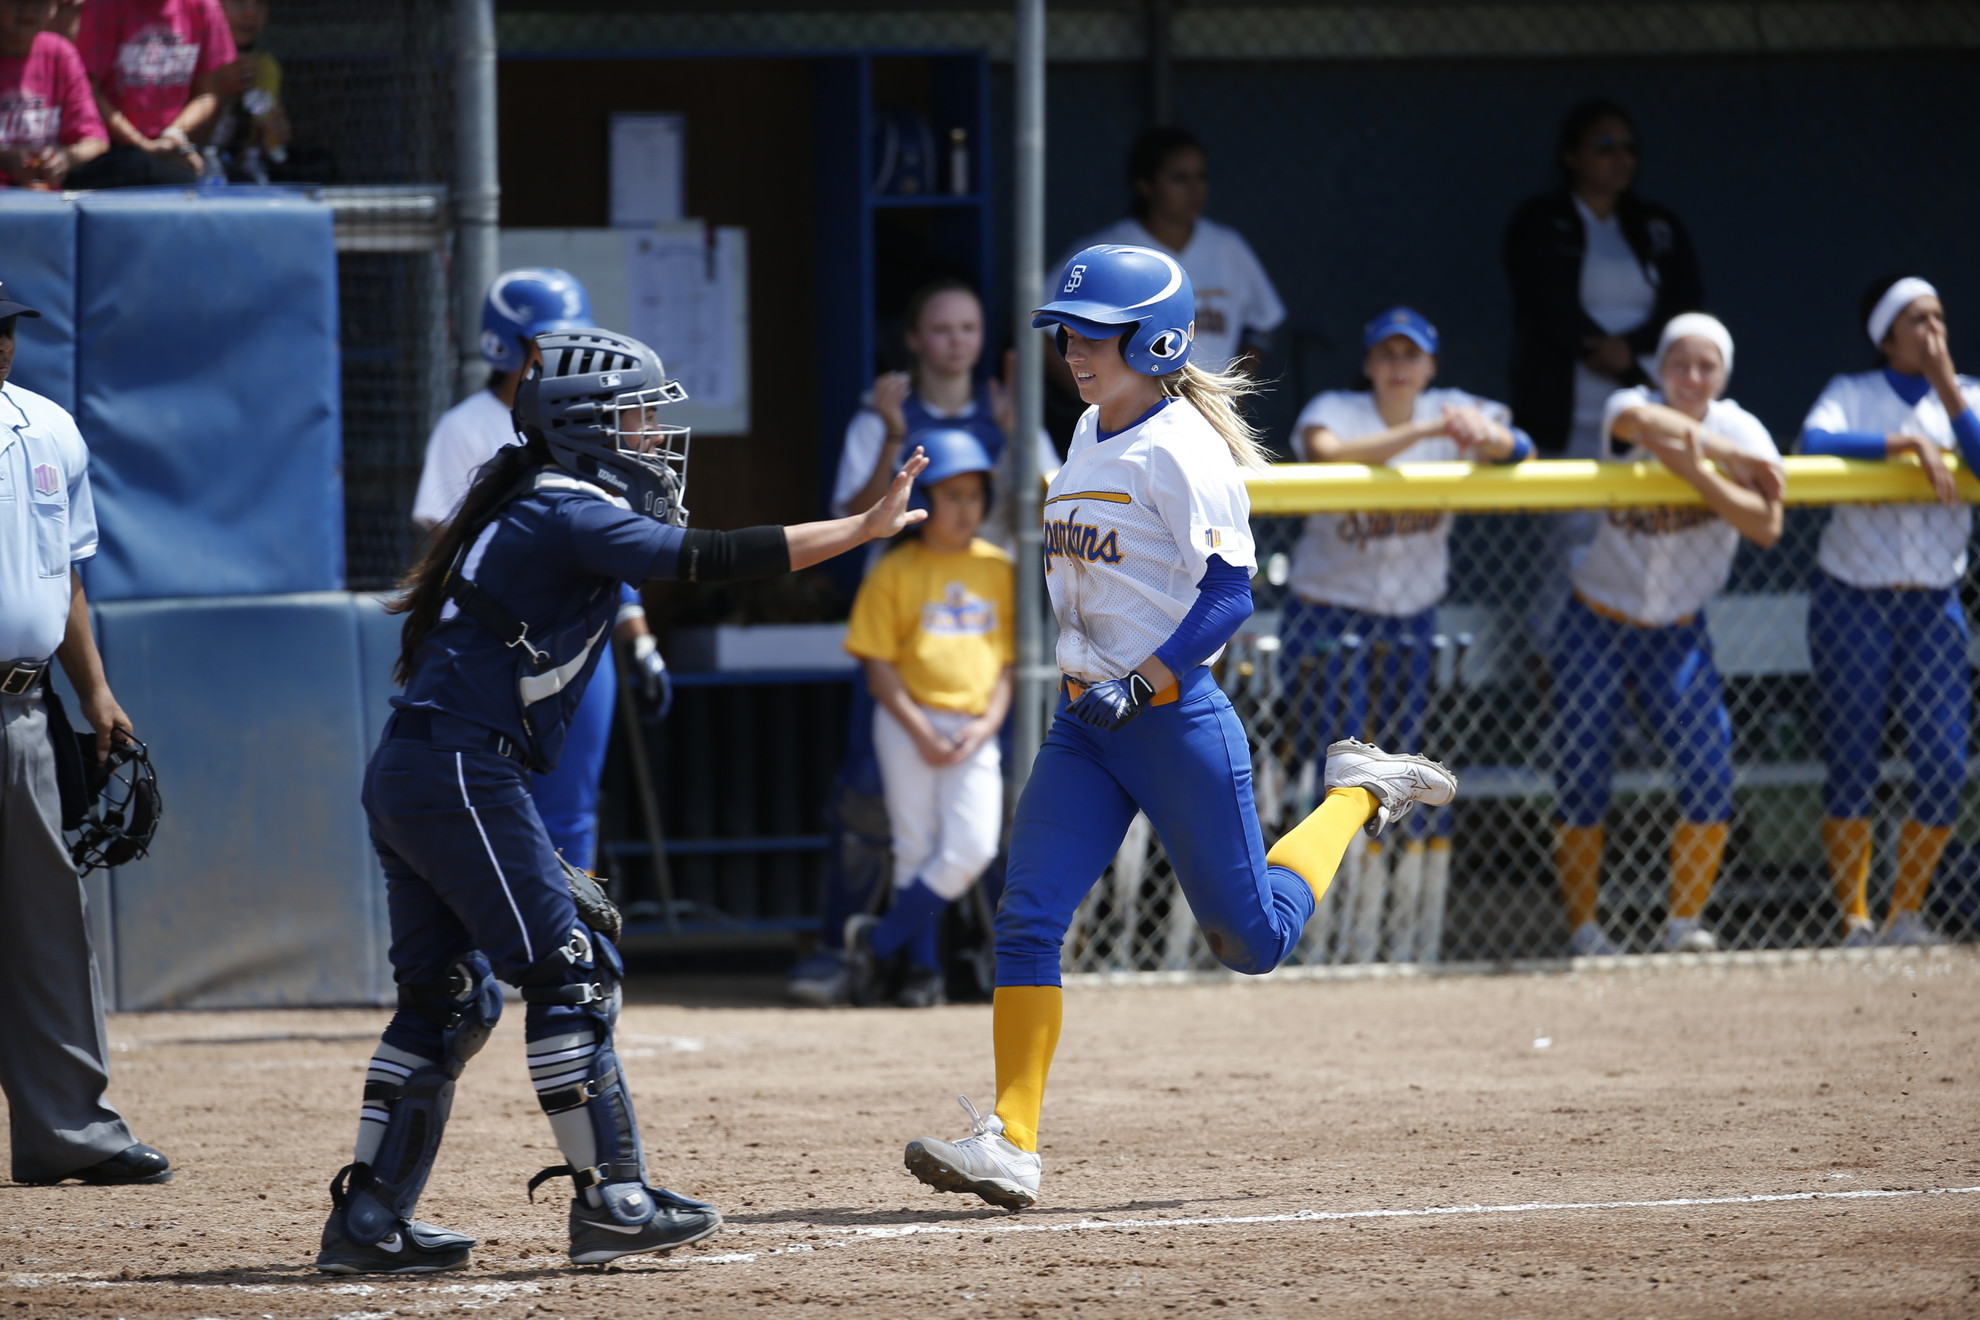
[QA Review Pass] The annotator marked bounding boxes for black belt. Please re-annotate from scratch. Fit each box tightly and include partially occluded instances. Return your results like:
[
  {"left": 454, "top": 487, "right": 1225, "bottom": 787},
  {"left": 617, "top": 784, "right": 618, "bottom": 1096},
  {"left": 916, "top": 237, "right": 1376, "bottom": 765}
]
[
  {"left": 0, "top": 658, "right": 48, "bottom": 697},
  {"left": 387, "top": 708, "right": 525, "bottom": 764}
]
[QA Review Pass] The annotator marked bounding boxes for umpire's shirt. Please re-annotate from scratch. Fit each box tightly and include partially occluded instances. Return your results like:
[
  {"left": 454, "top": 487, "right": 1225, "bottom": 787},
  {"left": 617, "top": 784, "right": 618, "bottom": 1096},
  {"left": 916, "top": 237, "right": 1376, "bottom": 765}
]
[{"left": 1, "top": 380, "right": 97, "bottom": 660}]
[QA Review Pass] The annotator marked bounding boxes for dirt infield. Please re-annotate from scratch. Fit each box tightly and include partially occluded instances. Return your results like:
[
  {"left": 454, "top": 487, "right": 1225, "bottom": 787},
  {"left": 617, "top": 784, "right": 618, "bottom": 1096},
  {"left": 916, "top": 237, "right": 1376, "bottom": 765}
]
[{"left": 4, "top": 951, "right": 1978, "bottom": 1319}]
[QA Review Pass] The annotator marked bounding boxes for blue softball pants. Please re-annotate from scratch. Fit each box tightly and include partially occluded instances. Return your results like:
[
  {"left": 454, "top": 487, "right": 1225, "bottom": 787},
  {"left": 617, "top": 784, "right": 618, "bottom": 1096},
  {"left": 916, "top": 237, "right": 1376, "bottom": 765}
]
[
  {"left": 1807, "top": 572, "right": 1969, "bottom": 827},
  {"left": 529, "top": 652, "right": 616, "bottom": 872},
  {"left": 1551, "top": 595, "right": 1734, "bottom": 828},
  {"left": 363, "top": 723, "right": 587, "bottom": 1057},
  {"left": 995, "top": 665, "right": 1315, "bottom": 985}
]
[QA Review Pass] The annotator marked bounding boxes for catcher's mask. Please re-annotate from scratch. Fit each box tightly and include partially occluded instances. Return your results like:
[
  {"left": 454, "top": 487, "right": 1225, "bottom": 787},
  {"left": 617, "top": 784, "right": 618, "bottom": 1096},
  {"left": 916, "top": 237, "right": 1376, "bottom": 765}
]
[
  {"left": 71, "top": 737, "right": 161, "bottom": 875},
  {"left": 513, "top": 328, "right": 692, "bottom": 526}
]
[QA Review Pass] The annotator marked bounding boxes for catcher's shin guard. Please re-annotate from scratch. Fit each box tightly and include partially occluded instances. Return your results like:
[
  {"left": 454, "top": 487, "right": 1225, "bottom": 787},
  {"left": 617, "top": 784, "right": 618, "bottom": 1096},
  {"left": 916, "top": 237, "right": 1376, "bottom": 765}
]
[
  {"left": 519, "top": 923, "right": 721, "bottom": 1255},
  {"left": 518, "top": 924, "right": 649, "bottom": 1211},
  {"left": 334, "top": 954, "right": 502, "bottom": 1245}
]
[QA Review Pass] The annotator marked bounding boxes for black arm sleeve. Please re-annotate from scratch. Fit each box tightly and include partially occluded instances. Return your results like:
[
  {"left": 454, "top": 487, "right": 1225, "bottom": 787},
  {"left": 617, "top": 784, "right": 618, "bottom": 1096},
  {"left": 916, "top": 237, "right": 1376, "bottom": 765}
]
[{"left": 673, "top": 526, "right": 792, "bottom": 583}]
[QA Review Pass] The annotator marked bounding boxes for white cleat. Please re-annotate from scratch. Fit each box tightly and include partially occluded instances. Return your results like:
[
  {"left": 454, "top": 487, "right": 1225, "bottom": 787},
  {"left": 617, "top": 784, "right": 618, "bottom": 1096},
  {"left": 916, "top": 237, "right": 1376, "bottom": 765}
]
[
  {"left": 1569, "top": 920, "right": 1620, "bottom": 957},
  {"left": 1662, "top": 918, "right": 1719, "bottom": 953},
  {"left": 1880, "top": 911, "right": 1947, "bottom": 947},
  {"left": 903, "top": 1096, "right": 1041, "bottom": 1211},
  {"left": 1839, "top": 916, "right": 1878, "bottom": 949},
  {"left": 1323, "top": 739, "right": 1458, "bottom": 838}
]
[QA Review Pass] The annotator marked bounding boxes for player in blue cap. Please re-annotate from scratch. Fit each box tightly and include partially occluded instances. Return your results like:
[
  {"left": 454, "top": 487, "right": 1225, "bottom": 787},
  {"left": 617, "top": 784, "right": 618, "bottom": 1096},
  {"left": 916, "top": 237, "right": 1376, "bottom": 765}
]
[
  {"left": 842, "top": 428, "right": 1015, "bottom": 1008},
  {"left": 895, "top": 246, "right": 1458, "bottom": 1210},
  {"left": 1280, "top": 305, "right": 1531, "bottom": 963},
  {"left": 410, "top": 269, "right": 669, "bottom": 879}
]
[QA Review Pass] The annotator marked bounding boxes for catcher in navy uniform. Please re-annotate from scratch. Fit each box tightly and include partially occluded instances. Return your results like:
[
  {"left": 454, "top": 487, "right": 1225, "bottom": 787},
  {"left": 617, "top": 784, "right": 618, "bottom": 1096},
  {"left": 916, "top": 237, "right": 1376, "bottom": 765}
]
[{"left": 315, "top": 328, "right": 928, "bottom": 1273}]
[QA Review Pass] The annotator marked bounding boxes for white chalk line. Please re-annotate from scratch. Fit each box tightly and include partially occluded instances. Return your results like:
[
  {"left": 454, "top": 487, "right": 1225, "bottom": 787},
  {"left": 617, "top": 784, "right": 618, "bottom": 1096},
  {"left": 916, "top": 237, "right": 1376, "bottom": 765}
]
[
  {"left": 10, "top": 1187, "right": 1975, "bottom": 1284},
  {"left": 687, "top": 1183, "right": 1980, "bottom": 1265}
]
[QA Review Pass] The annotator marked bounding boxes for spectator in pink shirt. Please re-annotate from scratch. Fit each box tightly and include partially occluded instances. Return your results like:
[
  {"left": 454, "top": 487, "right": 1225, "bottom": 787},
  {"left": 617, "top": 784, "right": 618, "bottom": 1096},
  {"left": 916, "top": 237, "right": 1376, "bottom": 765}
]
[
  {"left": 0, "top": 0, "right": 106, "bottom": 188},
  {"left": 70, "top": 0, "right": 234, "bottom": 187}
]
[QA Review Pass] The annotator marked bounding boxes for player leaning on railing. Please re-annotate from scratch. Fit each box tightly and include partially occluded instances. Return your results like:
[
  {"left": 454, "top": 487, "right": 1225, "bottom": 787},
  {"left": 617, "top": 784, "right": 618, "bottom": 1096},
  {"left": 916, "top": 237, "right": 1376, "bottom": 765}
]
[
  {"left": 313, "top": 329, "right": 930, "bottom": 1274},
  {"left": 1799, "top": 277, "right": 1980, "bottom": 948},
  {"left": 896, "top": 245, "right": 1458, "bottom": 1211},
  {"left": 1282, "top": 304, "right": 1532, "bottom": 962},
  {"left": 1550, "top": 314, "right": 1784, "bottom": 956}
]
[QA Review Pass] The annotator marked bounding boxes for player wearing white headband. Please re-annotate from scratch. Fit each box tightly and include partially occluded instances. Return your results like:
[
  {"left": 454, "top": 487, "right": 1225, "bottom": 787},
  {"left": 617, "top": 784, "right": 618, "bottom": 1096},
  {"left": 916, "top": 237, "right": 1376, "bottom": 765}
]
[
  {"left": 894, "top": 245, "right": 1456, "bottom": 1211},
  {"left": 1799, "top": 277, "right": 1980, "bottom": 947},
  {"left": 1552, "top": 313, "right": 1784, "bottom": 955},
  {"left": 1282, "top": 306, "right": 1531, "bottom": 961}
]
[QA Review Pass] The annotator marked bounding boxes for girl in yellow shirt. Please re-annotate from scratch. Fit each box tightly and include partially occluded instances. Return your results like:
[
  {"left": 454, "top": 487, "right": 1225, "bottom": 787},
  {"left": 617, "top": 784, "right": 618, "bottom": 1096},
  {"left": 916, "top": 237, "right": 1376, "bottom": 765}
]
[{"left": 843, "top": 430, "right": 1016, "bottom": 1007}]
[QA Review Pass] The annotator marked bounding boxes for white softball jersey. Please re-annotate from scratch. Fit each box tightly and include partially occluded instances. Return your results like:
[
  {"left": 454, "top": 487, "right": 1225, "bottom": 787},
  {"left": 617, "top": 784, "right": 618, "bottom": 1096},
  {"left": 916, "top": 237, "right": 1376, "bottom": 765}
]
[
  {"left": 1043, "top": 398, "right": 1257, "bottom": 684},
  {"left": 1052, "top": 216, "right": 1285, "bottom": 374},
  {"left": 1803, "top": 370, "right": 1980, "bottom": 590},
  {"left": 1571, "top": 386, "right": 1778, "bottom": 626},
  {"left": 411, "top": 389, "right": 519, "bottom": 528},
  {"left": 1287, "top": 387, "right": 1512, "bottom": 618}
]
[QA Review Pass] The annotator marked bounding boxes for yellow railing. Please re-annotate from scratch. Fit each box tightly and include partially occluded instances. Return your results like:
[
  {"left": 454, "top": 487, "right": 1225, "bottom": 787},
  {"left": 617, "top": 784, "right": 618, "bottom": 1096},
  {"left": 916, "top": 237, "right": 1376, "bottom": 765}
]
[{"left": 1241, "top": 456, "right": 1980, "bottom": 515}]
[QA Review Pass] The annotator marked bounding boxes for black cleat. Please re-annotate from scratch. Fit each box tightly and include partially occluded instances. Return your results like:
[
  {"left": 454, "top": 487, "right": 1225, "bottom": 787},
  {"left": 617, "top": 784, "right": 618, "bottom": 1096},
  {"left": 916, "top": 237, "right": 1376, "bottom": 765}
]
[
  {"left": 567, "top": 1187, "right": 723, "bottom": 1266},
  {"left": 17, "top": 1143, "right": 172, "bottom": 1186},
  {"left": 315, "top": 1205, "right": 474, "bottom": 1275}
]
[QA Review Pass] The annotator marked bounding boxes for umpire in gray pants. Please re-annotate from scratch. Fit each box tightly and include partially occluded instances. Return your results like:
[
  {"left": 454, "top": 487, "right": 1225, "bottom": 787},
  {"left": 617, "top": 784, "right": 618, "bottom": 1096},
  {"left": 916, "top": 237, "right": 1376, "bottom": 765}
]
[{"left": 0, "top": 281, "right": 169, "bottom": 1186}]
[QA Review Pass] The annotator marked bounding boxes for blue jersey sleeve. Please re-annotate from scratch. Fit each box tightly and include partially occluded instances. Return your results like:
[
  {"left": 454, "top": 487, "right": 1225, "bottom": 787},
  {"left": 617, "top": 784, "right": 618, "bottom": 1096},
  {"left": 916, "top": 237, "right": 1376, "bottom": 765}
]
[
  {"left": 1802, "top": 429, "right": 1889, "bottom": 461},
  {"left": 562, "top": 499, "right": 689, "bottom": 583},
  {"left": 1151, "top": 555, "right": 1253, "bottom": 677}
]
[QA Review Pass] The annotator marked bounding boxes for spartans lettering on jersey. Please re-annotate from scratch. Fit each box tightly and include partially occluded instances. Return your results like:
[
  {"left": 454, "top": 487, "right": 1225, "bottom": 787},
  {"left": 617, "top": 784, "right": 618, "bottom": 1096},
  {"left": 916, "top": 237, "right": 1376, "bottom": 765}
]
[
  {"left": 920, "top": 581, "right": 998, "bottom": 637},
  {"left": 1607, "top": 506, "right": 1719, "bottom": 537},
  {"left": 1041, "top": 504, "right": 1123, "bottom": 574},
  {"left": 1334, "top": 511, "right": 1448, "bottom": 552}
]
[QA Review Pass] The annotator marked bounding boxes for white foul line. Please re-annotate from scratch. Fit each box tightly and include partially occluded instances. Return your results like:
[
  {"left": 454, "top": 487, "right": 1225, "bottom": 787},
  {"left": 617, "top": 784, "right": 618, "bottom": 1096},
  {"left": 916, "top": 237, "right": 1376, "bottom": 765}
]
[{"left": 692, "top": 1185, "right": 1980, "bottom": 1265}]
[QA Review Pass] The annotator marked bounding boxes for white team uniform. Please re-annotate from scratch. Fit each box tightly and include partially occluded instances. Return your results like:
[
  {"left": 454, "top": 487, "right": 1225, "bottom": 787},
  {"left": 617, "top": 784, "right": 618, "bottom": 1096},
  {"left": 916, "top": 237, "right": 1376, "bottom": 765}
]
[
  {"left": 411, "top": 390, "right": 518, "bottom": 529},
  {"left": 1573, "top": 387, "right": 1778, "bottom": 626},
  {"left": 1802, "top": 370, "right": 1980, "bottom": 590},
  {"left": 1053, "top": 217, "right": 1285, "bottom": 374},
  {"left": 1287, "top": 388, "right": 1511, "bottom": 617},
  {"left": 1043, "top": 398, "right": 1257, "bottom": 683}
]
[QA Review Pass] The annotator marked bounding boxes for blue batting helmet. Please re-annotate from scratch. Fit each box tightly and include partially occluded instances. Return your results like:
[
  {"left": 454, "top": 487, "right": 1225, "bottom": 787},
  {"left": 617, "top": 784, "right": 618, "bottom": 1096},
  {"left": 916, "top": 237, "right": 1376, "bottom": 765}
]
[
  {"left": 481, "top": 268, "right": 593, "bottom": 369},
  {"left": 903, "top": 427, "right": 995, "bottom": 514},
  {"left": 1031, "top": 244, "right": 1195, "bottom": 376}
]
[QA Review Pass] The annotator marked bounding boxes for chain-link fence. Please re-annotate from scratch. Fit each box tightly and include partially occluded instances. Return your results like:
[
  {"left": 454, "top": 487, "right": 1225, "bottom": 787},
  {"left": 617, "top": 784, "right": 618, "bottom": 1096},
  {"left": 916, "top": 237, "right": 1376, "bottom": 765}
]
[
  {"left": 259, "top": 0, "right": 457, "bottom": 589},
  {"left": 1060, "top": 466, "right": 1980, "bottom": 974}
]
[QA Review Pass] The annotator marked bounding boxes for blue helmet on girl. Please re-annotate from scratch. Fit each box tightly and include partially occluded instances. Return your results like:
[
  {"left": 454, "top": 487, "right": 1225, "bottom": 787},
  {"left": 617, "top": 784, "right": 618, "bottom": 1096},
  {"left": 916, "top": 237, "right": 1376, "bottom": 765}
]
[
  {"left": 902, "top": 427, "right": 995, "bottom": 514},
  {"left": 1031, "top": 244, "right": 1195, "bottom": 376},
  {"left": 481, "top": 268, "right": 593, "bottom": 370}
]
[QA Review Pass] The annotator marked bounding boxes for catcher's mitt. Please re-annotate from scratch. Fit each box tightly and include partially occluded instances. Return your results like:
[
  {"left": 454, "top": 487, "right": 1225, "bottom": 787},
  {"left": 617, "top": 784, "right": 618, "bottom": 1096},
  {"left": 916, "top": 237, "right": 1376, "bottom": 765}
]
[{"left": 556, "top": 851, "right": 623, "bottom": 944}]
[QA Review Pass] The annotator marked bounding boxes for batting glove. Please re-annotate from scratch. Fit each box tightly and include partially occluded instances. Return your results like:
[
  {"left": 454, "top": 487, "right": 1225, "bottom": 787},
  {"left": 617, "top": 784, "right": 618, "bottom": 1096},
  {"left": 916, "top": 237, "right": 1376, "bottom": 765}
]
[
  {"left": 630, "top": 633, "right": 673, "bottom": 722},
  {"left": 1069, "top": 672, "right": 1156, "bottom": 731}
]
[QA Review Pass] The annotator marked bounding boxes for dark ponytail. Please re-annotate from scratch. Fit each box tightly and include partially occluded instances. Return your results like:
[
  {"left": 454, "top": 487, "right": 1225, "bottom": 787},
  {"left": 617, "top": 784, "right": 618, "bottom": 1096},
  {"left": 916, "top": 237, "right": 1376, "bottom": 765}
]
[{"left": 387, "top": 431, "right": 551, "bottom": 685}]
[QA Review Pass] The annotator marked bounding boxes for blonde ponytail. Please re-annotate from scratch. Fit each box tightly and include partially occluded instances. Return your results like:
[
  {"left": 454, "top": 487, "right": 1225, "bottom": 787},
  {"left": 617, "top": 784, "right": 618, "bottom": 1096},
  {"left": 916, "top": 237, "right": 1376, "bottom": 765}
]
[{"left": 1163, "top": 362, "right": 1271, "bottom": 470}]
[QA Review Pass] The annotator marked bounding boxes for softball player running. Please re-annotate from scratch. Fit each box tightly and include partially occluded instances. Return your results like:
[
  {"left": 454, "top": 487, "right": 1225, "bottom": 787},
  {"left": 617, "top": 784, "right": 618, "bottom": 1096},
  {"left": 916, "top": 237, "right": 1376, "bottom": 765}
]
[
  {"left": 411, "top": 269, "right": 670, "bottom": 872},
  {"left": 317, "top": 328, "right": 928, "bottom": 1273},
  {"left": 1800, "top": 277, "right": 1980, "bottom": 947},
  {"left": 1283, "top": 306, "right": 1530, "bottom": 961},
  {"left": 900, "top": 246, "right": 1456, "bottom": 1210},
  {"left": 1552, "top": 314, "right": 1784, "bottom": 955}
]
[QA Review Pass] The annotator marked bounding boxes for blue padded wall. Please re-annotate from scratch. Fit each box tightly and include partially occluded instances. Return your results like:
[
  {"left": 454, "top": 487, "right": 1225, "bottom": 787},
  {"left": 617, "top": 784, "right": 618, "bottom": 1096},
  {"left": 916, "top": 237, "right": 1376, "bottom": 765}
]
[
  {"left": 0, "top": 193, "right": 78, "bottom": 416},
  {"left": 75, "top": 191, "right": 343, "bottom": 601},
  {"left": 96, "top": 593, "right": 388, "bottom": 1008}
]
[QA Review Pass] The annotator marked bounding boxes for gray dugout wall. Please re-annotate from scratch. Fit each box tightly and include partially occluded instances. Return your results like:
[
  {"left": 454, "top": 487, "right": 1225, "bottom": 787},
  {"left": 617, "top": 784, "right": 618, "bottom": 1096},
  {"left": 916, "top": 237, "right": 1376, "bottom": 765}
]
[{"left": 996, "top": 49, "right": 1979, "bottom": 478}]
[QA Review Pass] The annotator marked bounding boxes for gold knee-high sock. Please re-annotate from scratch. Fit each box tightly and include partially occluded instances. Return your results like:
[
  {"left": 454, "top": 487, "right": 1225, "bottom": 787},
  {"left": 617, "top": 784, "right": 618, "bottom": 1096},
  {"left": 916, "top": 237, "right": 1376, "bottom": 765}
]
[
  {"left": 1265, "top": 787, "right": 1379, "bottom": 904},
  {"left": 1555, "top": 823, "right": 1605, "bottom": 930},
  {"left": 1822, "top": 817, "right": 1872, "bottom": 925},
  {"left": 1891, "top": 819, "right": 1952, "bottom": 919},
  {"left": 1668, "top": 820, "right": 1729, "bottom": 921},
  {"left": 992, "top": 986, "right": 1063, "bottom": 1154}
]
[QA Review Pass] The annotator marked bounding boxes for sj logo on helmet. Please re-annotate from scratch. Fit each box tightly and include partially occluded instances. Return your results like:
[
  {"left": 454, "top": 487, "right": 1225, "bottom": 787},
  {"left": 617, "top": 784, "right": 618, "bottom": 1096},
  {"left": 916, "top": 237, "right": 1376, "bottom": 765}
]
[{"left": 1063, "top": 264, "right": 1086, "bottom": 294}]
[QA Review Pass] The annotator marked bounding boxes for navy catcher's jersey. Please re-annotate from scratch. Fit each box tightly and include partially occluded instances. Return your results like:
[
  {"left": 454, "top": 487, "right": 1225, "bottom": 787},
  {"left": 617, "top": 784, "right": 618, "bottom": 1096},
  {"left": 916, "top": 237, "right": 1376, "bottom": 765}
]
[{"left": 395, "top": 470, "right": 685, "bottom": 761}]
